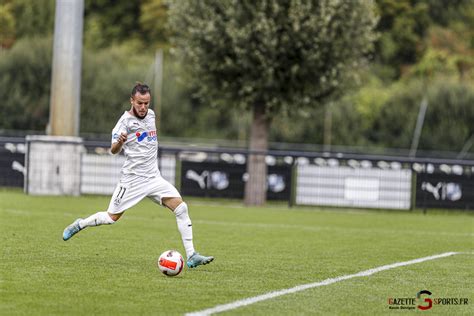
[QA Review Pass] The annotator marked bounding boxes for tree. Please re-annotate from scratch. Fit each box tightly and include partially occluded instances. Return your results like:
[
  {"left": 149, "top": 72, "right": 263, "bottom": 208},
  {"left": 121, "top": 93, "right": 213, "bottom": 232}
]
[
  {"left": 0, "top": 1, "right": 15, "bottom": 48},
  {"left": 0, "top": 0, "right": 55, "bottom": 49},
  {"left": 0, "top": 37, "right": 52, "bottom": 131},
  {"left": 368, "top": 78, "right": 474, "bottom": 153},
  {"left": 373, "top": 0, "right": 431, "bottom": 79},
  {"left": 139, "top": 0, "right": 170, "bottom": 48},
  {"left": 84, "top": 0, "right": 142, "bottom": 49},
  {"left": 83, "top": 0, "right": 172, "bottom": 50},
  {"left": 426, "top": 0, "right": 473, "bottom": 28},
  {"left": 169, "top": 0, "right": 377, "bottom": 205}
]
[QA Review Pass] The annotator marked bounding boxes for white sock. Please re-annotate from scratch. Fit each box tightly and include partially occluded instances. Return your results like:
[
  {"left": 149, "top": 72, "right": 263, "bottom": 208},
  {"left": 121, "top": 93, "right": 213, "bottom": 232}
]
[
  {"left": 78, "top": 212, "right": 115, "bottom": 229},
  {"left": 174, "top": 202, "right": 195, "bottom": 259}
]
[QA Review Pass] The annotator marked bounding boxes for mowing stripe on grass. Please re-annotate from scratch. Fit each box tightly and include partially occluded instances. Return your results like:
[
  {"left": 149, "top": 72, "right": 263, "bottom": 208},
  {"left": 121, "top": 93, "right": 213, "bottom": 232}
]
[
  {"left": 186, "top": 252, "right": 459, "bottom": 316},
  {"left": 193, "top": 219, "right": 474, "bottom": 237}
]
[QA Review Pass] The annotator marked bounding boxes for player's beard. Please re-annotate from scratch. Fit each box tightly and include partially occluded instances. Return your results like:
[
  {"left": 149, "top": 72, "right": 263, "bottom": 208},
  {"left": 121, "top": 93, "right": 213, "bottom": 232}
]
[{"left": 133, "top": 107, "right": 147, "bottom": 119}]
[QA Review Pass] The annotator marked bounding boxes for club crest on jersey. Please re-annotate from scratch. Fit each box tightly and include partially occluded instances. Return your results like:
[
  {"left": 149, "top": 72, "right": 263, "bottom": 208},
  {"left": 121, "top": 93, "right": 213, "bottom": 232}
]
[{"left": 136, "top": 130, "right": 157, "bottom": 142}]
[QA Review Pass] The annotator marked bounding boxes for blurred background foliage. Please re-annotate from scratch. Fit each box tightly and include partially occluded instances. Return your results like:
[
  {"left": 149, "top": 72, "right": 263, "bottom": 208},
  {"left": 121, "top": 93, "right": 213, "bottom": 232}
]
[{"left": 0, "top": 0, "right": 473, "bottom": 154}]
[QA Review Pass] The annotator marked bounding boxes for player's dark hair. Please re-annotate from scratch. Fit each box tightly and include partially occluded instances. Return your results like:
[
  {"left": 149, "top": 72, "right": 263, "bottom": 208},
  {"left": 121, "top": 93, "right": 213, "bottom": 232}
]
[{"left": 131, "top": 82, "right": 151, "bottom": 97}]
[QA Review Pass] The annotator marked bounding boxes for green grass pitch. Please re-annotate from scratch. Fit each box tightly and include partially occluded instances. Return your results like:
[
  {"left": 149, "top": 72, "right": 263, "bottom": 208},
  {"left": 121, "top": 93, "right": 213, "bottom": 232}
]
[{"left": 1, "top": 188, "right": 473, "bottom": 315}]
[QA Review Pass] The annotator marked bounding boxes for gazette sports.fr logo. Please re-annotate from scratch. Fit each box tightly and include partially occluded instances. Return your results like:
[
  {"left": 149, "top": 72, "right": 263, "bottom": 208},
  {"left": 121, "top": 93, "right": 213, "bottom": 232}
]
[
  {"left": 136, "top": 130, "right": 157, "bottom": 142},
  {"left": 387, "top": 290, "right": 469, "bottom": 311}
]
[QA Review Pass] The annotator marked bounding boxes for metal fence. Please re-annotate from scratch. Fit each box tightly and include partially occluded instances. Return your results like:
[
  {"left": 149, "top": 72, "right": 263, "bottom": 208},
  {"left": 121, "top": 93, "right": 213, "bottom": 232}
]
[{"left": 1, "top": 136, "right": 473, "bottom": 210}]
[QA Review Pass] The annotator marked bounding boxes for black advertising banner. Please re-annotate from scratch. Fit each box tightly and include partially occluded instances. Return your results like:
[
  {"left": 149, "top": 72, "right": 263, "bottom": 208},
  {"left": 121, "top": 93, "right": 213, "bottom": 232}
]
[
  {"left": 266, "top": 165, "right": 292, "bottom": 201},
  {"left": 0, "top": 149, "right": 24, "bottom": 187},
  {"left": 416, "top": 172, "right": 473, "bottom": 210},
  {"left": 181, "top": 161, "right": 291, "bottom": 201}
]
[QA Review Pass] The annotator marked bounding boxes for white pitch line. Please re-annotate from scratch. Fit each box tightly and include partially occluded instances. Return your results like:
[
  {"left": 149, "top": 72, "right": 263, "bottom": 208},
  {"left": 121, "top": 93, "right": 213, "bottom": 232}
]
[{"left": 185, "top": 252, "right": 460, "bottom": 316}]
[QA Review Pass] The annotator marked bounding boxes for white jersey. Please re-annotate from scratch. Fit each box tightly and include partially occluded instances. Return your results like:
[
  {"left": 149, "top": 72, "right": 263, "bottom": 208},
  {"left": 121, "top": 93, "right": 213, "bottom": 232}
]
[{"left": 111, "top": 109, "right": 160, "bottom": 177}]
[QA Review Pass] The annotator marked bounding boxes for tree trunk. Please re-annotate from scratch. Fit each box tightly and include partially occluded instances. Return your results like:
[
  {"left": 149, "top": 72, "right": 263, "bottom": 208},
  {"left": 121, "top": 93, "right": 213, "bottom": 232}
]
[{"left": 244, "top": 106, "right": 269, "bottom": 206}]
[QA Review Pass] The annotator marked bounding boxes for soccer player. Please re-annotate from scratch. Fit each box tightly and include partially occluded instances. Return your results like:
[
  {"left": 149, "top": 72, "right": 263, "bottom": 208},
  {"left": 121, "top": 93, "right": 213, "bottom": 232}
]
[{"left": 62, "top": 83, "right": 214, "bottom": 269}]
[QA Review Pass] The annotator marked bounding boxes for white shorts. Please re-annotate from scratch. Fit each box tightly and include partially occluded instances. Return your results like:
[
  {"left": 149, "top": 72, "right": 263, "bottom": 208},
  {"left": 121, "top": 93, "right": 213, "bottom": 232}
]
[{"left": 107, "top": 174, "right": 181, "bottom": 214}]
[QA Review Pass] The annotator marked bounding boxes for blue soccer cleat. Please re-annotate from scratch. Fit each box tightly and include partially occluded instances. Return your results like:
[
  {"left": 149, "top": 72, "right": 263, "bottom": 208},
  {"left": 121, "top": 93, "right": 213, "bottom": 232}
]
[
  {"left": 62, "top": 218, "right": 83, "bottom": 241},
  {"left": 186, "top": 252, "right": 214, "bottom": 268}
]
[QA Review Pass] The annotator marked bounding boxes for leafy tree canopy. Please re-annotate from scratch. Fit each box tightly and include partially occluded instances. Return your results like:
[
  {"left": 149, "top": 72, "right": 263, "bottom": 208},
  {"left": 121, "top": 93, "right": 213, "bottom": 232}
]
[{"left": 169, "top": 0, "right": 378, "bottom": 117}]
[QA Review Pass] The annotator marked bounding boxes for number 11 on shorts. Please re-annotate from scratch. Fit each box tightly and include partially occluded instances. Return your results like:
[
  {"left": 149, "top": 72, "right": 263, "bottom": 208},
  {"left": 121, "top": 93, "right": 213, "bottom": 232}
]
[{"left": 114, "top": 186, "right": 127, "bottom": 205}]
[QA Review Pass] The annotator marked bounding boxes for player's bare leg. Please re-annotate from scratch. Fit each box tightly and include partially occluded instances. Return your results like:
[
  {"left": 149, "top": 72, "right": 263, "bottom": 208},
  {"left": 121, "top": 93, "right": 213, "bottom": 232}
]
[
  {"left": 163, "top": 197, "right": 214, "bottom": 268},
  {"left": 62, "top": 212, "right": 120, "bottom": 241}
]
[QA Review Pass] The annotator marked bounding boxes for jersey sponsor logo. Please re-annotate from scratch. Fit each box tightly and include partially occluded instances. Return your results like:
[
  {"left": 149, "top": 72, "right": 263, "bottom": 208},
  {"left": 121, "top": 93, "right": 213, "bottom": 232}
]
[
  {"left": 136, "top": 131, "right": 148, "bottom": 142},
  {"left": 136, "top": 130, "right": 157, "bottom": 142}
]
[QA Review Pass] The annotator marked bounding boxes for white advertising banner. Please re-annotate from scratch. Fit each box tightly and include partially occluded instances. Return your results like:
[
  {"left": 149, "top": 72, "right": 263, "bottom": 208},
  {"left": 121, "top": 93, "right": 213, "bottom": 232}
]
[
  {"left": 80, "top": 154, "right": 124, "bottom": 195},
  {"left": 25, "top": 136, "right": 83, "bottom": 196},
  {"left": 296, "top": 165, "right": 412, "bottom": 210},
  {"left": 81, "top": 154, "right": 176, "bottom": 195}
]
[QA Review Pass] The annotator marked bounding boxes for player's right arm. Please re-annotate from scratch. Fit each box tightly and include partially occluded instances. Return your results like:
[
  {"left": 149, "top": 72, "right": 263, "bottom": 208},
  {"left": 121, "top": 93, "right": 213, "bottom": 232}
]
[{"left": 110, "top": 132, "right": 127, "bottom": 154}]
